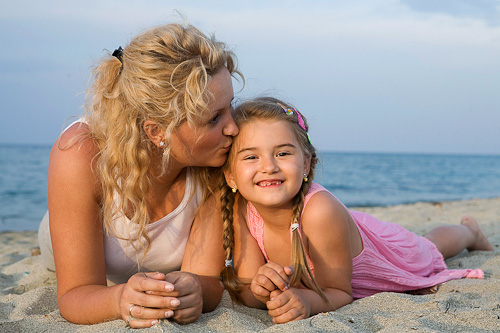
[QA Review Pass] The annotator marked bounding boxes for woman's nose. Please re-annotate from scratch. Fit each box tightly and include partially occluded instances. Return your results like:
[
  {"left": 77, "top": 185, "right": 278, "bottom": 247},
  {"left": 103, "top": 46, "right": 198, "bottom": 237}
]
[{"left": 223, "top": 114, "right": 239, "bottom": 137}]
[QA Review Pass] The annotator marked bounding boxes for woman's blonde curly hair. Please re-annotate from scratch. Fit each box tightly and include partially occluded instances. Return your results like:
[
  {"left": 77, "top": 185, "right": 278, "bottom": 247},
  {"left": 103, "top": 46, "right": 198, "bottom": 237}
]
[{"left": 81, "top": 23, "right": 242, "bottom": 257}]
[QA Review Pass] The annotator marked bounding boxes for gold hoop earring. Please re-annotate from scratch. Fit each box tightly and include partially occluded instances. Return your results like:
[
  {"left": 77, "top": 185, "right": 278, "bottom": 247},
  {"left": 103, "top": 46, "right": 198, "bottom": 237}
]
[{"left": 303, "top": 174, "right": 308, "bottom": 182}]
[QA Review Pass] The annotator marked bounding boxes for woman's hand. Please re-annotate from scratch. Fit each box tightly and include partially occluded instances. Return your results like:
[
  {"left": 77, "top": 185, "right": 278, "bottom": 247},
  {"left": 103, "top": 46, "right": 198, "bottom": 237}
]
[
  {"left": 164, "top": 271, "right": 203, "bottom": 324},
  {"left": 266, "top": 288, "right": 311, "bottom": 324},
  {"left": 250, "top": 262, "right": 294, "bottom": 304},
  {"left": 119, "top": 272, "right": 177, "bottom": 328}
]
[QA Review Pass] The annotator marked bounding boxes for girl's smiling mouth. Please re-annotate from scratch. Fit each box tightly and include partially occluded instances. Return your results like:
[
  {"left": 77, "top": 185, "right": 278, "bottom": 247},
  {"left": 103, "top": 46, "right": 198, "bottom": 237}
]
[{"left": 256, "top": 180, "right": 284, "bottom": 187}]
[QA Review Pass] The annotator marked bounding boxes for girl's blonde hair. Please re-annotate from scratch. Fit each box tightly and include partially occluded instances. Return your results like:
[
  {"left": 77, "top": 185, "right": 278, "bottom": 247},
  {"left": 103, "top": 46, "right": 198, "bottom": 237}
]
[
  {"left": 82, "top": 23, "right": 241, "bottom": 257},
  {"left": 220, "top": 97, "right": 328, "bottom": 303}
]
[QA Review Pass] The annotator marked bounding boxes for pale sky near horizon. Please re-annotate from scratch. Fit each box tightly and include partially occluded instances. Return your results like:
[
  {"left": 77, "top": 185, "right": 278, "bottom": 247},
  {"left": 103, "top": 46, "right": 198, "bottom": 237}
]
[{"left": 1, "top": 0, "right": 499, "bottom": 154}]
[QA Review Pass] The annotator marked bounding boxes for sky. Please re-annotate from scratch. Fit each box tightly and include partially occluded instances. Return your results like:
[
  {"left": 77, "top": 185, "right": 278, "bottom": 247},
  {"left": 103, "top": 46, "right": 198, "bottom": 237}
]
[{"left": 1, "top": 0, "right": 499, "bottom": 155}]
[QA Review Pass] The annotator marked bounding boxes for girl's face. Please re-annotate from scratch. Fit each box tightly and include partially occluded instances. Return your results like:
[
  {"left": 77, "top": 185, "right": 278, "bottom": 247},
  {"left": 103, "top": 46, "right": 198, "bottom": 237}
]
[
  {"left": 225, "top": 118, "right": 310, "bottom": 210},
  {"left": 170, "top": 67, "right": 238, "bottom": 168}
]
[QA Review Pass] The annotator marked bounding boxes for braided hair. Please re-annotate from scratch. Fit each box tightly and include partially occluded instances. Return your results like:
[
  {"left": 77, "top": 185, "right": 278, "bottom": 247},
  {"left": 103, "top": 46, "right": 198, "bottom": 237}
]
[{"left": 220, "top": 97, "right": 328, "bottom": 303}]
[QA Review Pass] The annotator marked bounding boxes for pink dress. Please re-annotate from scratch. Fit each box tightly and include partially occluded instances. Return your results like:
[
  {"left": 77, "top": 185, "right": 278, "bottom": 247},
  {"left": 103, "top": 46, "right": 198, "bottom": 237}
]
[{"left": 247, "top": 183, "right": 484, "bottom": 299}]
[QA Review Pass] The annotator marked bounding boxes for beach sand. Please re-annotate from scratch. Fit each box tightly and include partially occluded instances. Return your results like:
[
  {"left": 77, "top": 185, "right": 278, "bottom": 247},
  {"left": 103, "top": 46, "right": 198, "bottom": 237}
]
[{"left": 1, "top": 197, "right": 499, "bottom": 332}]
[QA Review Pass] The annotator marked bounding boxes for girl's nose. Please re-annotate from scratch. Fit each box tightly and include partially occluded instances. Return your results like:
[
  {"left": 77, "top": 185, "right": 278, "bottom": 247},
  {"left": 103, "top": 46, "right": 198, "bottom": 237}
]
[{"left": 261, "top": 156, "right": 280, "bottom": 174}]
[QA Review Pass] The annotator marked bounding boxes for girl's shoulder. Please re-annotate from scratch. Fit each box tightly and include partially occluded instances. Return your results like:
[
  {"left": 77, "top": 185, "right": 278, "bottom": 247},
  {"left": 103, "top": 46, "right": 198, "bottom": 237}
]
[{"left": 301, "top": 183, "right": 352, "bottom": 233}]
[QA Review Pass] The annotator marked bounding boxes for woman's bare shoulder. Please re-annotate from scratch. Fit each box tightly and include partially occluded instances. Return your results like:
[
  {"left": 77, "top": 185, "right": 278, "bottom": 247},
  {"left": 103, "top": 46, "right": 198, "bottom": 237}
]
[
  {"left": 53, "top": 122, "right": 98, "bottom": 157},
  {"left": 49, "top": 121, "right": 101, "bottom": 199}
]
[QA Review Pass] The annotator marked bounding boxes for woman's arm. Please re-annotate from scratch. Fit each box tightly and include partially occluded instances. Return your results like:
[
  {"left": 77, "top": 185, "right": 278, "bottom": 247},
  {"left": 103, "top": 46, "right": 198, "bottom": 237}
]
[
  {"left": 49, "top": 124, "right": 176, "bottom": 328},
  {"left": 265, "top": 191, "right": 359, "bottom": 323},
  {"left": 180, "top": 194, "right": 226, "bottom": 319}
]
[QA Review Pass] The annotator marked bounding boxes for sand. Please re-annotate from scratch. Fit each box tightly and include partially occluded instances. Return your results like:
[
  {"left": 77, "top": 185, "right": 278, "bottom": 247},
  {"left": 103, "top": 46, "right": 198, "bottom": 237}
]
[{"left": 1, "top": 197, "right": 499, "bottom": 332}]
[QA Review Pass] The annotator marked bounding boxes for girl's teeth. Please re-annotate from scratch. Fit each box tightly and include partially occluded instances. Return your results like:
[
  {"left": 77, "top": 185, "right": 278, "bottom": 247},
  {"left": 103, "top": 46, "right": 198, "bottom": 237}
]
[{"left": 260, "top": 181, "right": 282, "bottom": 186}]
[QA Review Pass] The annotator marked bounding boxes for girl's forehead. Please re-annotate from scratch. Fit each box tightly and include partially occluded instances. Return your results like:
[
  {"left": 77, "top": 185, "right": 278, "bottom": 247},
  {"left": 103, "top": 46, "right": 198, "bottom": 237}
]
[
  {"left": 239, "top": 118, "right": 289, "bottom": 133},
  {"left": 234, "top": 118, "right": 297, "bottom": 146}
]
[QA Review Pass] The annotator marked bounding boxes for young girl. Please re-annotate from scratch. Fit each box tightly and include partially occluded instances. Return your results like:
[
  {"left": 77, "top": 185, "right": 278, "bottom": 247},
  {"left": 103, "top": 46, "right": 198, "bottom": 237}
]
[{"left": 219, "top": 97, "right": 493, "bottom": 324}]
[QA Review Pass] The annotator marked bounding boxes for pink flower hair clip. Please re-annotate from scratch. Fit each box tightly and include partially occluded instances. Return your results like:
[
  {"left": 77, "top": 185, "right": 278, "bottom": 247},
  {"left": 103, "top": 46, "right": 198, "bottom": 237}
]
[{"left": 277, "top": 103, "right": 306, "bottom": 131}]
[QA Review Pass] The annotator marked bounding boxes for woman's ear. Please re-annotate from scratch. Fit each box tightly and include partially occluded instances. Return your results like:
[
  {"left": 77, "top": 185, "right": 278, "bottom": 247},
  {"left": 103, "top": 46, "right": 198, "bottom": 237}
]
[{"left": 144, "top": 121, "right": 165, "bottom": 147}]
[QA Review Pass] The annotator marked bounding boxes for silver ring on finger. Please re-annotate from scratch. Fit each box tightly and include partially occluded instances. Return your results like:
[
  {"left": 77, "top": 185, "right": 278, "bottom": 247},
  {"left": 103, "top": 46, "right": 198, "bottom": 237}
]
[
  {"left": 126, "top": 316, "right": 132, "bottom": 327},
  {"left": 129, "top": 305, "right": 136, "bottom": 316}
]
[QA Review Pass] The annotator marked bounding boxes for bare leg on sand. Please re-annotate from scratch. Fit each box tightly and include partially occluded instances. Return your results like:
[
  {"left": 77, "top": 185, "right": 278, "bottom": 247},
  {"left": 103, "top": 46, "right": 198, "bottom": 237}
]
[{"left": 425, "top": 216, "right": 493, "bottom": 259}]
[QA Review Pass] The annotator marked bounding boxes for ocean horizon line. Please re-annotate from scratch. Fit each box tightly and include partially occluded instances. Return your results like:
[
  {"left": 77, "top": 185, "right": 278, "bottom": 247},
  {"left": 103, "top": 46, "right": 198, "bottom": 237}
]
[{"left": 1, "top": 142, "right": 499, "bottom": 158}]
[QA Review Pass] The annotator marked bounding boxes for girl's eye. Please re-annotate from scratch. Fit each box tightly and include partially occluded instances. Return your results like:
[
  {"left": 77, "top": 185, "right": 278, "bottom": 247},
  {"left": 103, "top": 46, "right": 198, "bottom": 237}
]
[
  {"left": 243, "top": 155, "right": 257, "bottom": 160},
  {"left": 277, "top": 152, "right": 290, "bottom": 157}
]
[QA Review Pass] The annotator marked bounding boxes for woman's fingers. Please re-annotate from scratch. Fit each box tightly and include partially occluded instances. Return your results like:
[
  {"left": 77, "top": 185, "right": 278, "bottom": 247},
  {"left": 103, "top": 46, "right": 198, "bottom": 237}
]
[
  {"left": 120, "top": 272, "right": 179, "bottom": 328},
  {"left": 126, "top": 317, "right": 159, "bottom": 329},
  {"left": 164, "top": 271, "right": 203, "bottom": 324},
  {"left": 170, "top": 291, "right": 202, "bottom": 324},
  {"left": 129, "top": 272, "right": 174, "bottom": 293},
  {"left": 122, "top": 271, "right": 205, "bottom": 326},
  {"left": 129, "top": 304, "right": 174, "bottom": 319}
]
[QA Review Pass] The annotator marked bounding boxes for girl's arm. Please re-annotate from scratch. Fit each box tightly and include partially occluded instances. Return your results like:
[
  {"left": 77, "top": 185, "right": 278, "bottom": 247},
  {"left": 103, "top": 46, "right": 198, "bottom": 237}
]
[
  {"left": 266, "top": 191, "right": 359, "bottom": 323},
  {"left": 232, "top": 196, "right": 291, "bottom": 308},
  {"left": 49, "top": 124, "right": 176, "bottom": 328}
]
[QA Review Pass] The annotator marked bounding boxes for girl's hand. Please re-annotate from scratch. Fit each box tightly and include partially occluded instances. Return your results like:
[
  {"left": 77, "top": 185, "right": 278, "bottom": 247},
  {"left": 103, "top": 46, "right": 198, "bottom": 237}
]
[
  {"left": 120, "top": 272, "right": 176, "bottom": 329},
  {"left": 266, "top": 288, "right": 311, "bottom": 324},
  {"left": 250, "top": 262, "right": 294, "bottom": 303},
  {"left": 163, "top": 271, "right": 203, "bottom": 324}
]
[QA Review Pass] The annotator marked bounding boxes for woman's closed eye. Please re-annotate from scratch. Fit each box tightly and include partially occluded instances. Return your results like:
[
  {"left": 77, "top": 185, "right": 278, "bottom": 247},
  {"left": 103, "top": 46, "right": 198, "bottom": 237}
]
[{"left": 209, "top": 114, "right": 221, "bottom": 125}]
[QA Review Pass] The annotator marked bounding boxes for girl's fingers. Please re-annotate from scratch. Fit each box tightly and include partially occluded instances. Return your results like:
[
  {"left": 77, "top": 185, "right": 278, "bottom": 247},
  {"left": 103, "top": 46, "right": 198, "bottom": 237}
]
[
  {"left": 254, "top": 273, "right": 279, "bottom": 292},
  {"left": 251, "top": 282, "right": 272, "bottom": 298},
  {"left": 272, "top": 308, "right": 305, "bottom": 324},
  {"left": 267, "top": 291, "right": 309, "bottom": 324},
  {"left": 284, "top": 265, "right": 294, "bottom": 276},
  {"left": 266, "top": 292, "right": 289, "bottom": 312},
  {"left": 258, "top": 266, "right": 289, "bottom": 291}
]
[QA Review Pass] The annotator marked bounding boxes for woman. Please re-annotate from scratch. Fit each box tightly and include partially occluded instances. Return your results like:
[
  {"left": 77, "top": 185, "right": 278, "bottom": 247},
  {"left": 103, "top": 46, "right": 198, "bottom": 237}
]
[{"left": 38, "top": 23, "right": 242, "bottom": 328}]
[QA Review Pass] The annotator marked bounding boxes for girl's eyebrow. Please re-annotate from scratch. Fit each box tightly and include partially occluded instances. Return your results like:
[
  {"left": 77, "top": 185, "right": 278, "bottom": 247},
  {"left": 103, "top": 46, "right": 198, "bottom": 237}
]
[
  {"left": 236, "top": 143, "right": 296, "bottom": 155},
  {"left": 236, "top": 146, "right": 256, "bottom": 155}
]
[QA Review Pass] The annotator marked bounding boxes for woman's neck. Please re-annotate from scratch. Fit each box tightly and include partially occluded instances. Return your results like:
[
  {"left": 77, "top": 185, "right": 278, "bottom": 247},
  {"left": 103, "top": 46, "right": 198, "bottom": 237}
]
[{"left": 146, "top": 151, "right": 188, "bottom": 221}]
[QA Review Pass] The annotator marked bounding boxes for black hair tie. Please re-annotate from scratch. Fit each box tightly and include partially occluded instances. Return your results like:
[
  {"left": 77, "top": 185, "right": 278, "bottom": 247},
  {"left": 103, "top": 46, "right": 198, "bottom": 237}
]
[{"left": 112, "top": 46, "right": 123, "bottom": 63}]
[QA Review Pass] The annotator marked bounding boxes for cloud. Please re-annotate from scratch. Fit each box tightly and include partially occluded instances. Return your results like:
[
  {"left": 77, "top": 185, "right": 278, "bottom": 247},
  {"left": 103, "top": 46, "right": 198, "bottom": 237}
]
[{"left": 1, "top": 0, "right": 499, "bottom": 153}]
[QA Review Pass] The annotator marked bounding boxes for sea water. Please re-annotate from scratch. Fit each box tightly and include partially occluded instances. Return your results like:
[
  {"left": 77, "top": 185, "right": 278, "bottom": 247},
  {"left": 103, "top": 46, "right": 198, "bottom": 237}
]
[{"left": 1, "top": 144, "right": 500, "bottom": 232}]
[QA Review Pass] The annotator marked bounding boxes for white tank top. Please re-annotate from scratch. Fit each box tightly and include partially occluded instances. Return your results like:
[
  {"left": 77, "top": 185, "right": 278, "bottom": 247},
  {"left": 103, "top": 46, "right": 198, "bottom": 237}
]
[
  {"left": 39, "top": 120, "right": 203, "bottom": 284},
  {"left": 104, "top": 169, "right": 202, "bottom": 284}
]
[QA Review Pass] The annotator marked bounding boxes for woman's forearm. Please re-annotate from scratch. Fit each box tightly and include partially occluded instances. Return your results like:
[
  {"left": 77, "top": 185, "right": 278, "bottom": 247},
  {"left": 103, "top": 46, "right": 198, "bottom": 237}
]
[
  {"left": 195, "top": 275, "right": 224, "bottom": 312},
  {"left": 57, "top": 283, "right": 124, "bottom": 324}
]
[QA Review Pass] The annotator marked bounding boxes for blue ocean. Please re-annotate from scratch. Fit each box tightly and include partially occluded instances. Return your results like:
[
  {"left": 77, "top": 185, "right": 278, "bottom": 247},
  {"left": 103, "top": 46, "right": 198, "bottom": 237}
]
[{"left": 1, "top": 144, "right": 500, "bottom": 232}]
